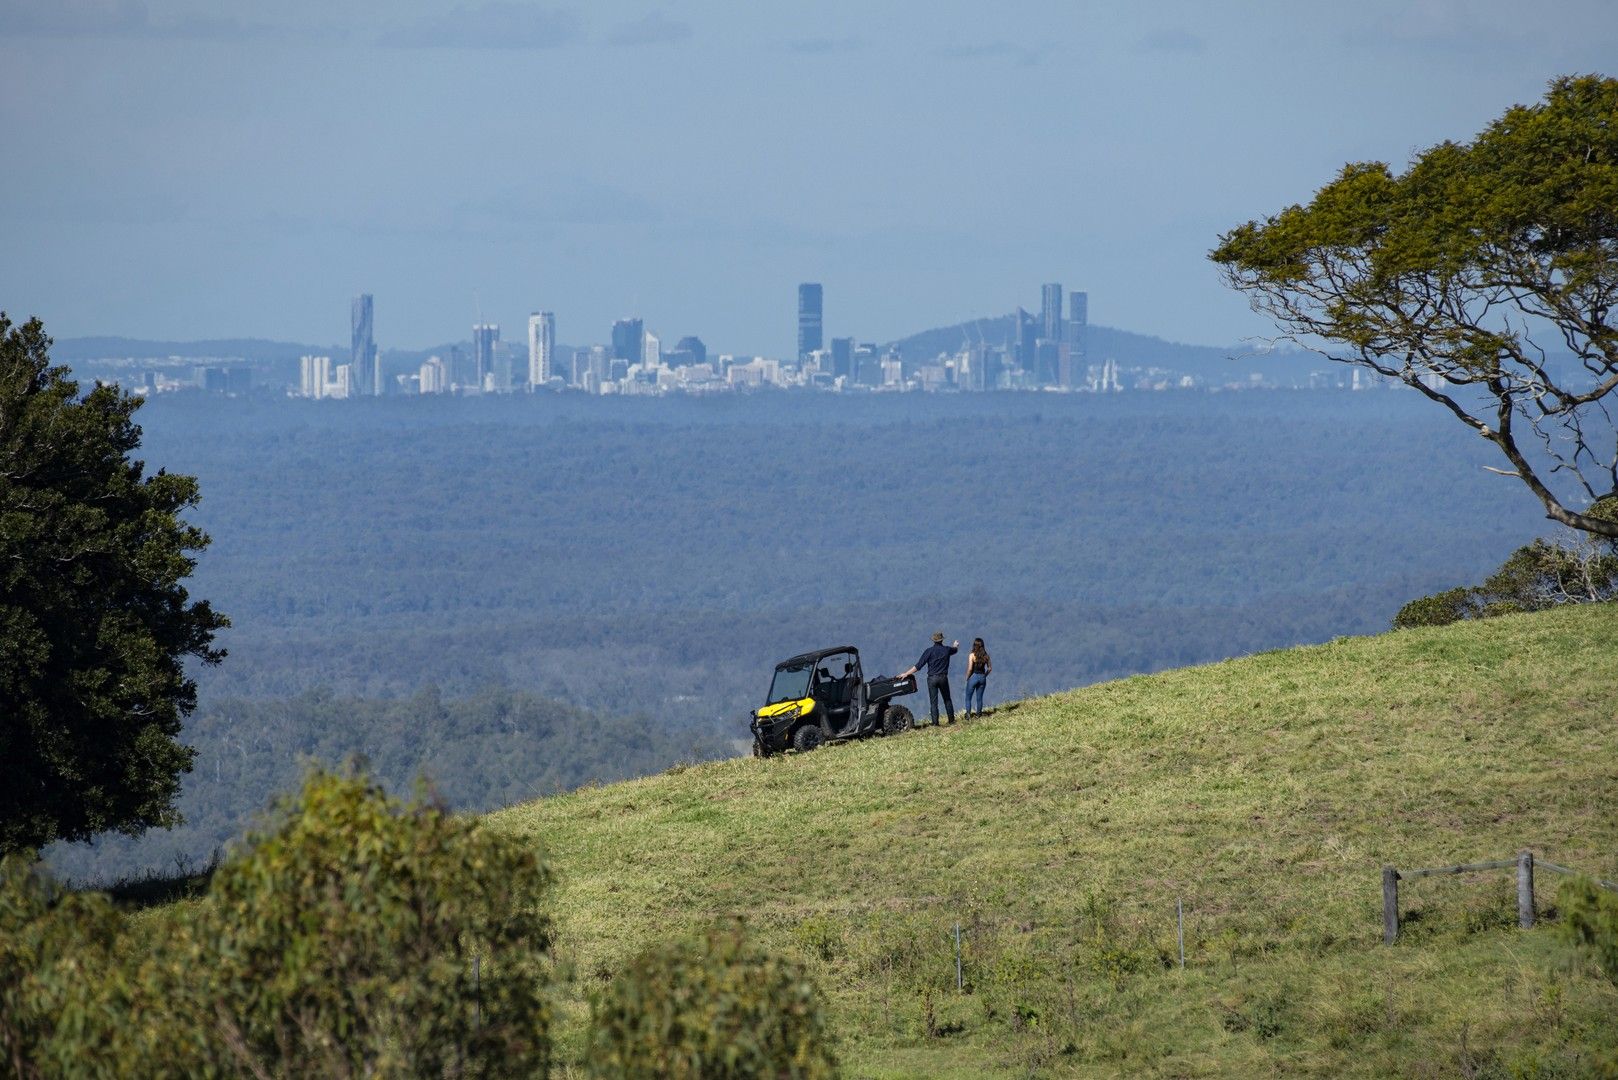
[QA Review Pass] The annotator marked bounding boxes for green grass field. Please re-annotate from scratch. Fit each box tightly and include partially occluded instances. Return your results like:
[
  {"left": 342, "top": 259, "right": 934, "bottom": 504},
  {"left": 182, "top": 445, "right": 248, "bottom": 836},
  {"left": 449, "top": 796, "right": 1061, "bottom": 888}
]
[{"left": 491, "top": 604, "right": 1618, "bottom": 1077}]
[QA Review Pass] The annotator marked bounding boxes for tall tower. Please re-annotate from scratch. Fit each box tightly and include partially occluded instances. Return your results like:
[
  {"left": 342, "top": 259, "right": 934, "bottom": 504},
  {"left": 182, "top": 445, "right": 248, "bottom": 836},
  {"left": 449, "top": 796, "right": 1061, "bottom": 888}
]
[
  {"left": 472, "top": 323, "right": 500, "bottom": 389},
  {"left": 797, "top": 283, "right": 823, "bottom": 361},
  {"left": 350, "top": 294, "right": 377, "bottom": 396},
  {"left": 1067, "top": 290, "right": 1089, "bottom": 366},
  {"left": 1014, "top": 307, "right": 1039, "bottom": 374},
  {"left": 1040, "top": 283, "right": 1063, "bottom": 342},
  {"left": 527, "top": 312, "right": 555, "bottom": 387},
  {"left": 611, "top": 318, "right": 643, "bottom": 362}
]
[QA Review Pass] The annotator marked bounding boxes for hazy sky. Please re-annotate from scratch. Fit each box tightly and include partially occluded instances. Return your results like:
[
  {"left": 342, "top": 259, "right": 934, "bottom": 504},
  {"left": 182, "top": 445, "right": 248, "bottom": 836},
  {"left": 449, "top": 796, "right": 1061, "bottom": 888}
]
[{"left": 2, "top": 0, "right": 1615, "bottom": 354}]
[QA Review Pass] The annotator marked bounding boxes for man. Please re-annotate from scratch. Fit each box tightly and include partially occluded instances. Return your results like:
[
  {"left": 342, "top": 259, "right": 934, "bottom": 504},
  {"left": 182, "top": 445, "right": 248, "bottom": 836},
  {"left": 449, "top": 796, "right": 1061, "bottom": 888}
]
[{"left": 900, "top": 632, "right": 959, "bottom": 726}]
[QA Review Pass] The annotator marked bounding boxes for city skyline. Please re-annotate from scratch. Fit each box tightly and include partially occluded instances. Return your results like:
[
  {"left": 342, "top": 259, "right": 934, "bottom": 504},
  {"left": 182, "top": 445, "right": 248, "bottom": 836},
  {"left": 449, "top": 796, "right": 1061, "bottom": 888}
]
[
  {"left": 5, "top": 3, "right": 1614, "bottom": 355},
  {"left": 271, "top": 278, "right": 1368, "bottom": 399}
]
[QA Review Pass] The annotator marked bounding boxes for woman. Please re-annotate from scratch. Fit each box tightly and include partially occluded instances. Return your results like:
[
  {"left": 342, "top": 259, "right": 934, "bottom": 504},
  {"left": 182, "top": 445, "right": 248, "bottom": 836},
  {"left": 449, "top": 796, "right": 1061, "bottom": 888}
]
[{"left": 963, "top": 638, "right": 991, "bottom": 719}]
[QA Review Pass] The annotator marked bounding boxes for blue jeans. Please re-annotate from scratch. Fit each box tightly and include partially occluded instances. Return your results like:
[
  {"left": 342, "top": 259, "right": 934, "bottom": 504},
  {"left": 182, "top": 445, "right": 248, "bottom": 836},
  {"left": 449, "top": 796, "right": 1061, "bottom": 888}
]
[{"left": 964, "top": 673, "right": 987, "bottom": 715}]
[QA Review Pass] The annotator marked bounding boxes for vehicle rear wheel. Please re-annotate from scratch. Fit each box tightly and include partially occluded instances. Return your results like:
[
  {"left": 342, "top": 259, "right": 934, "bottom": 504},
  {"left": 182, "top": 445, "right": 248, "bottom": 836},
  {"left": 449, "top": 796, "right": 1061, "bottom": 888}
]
[
  {"left": 883, "top": 705, "right": 913, "bottom": 736},
  {"left": 791, "top": 724, "right": 825, "bottom": 753}
]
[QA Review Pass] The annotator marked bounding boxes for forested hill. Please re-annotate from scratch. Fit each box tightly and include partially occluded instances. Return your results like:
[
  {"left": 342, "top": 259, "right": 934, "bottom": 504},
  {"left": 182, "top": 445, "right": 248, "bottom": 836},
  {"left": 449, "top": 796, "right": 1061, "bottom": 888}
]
[{"left": 46, "top": 687, "right": 729, "bottom": 885}]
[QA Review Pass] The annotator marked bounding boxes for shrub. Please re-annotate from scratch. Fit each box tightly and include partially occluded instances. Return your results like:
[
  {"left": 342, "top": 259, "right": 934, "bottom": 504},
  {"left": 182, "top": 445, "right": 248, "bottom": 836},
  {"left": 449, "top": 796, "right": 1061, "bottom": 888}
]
[
  {"left": 197, "top": 769, "right": 555, "bottom": 1078},
  {"left": 588, "top": 920, "right": 837, "bottom": 1079},
  {"left": 1560, "top": 876, "right": 1618, "bottom": 986},
  {"left": 2, "top": 770, "right": 556, "bottom": 1077},
  {"left": 1394, "top": 528, "right": 1618, "bottom": 630},
  {"left": 1392, "top": 587, "right": 1478, "bottom": 629},
  {"left": 0, "top": 853, "right": 127, "bottom": 1078}
]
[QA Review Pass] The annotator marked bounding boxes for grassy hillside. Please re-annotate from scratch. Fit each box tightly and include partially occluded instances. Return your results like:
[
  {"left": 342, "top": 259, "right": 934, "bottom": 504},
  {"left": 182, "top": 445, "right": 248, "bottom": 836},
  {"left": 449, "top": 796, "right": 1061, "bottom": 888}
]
[{"left": 492, "top": 605, "right": 1618, "bottom": 1077}]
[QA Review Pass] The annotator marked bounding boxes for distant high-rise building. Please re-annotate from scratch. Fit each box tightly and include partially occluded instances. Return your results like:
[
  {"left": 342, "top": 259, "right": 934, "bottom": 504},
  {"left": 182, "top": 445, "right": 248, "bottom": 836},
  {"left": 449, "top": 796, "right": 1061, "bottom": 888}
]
[
  {"left": 419, "top": 356, "right": 448, "bottom": 394},
  {"left": 1041, "top": 283, "right": 1063, "bottom": 343},
  {"left": 299, "top": 354, "right": 331, "bottom": 399},
  {"left": 1034, "top": 338, "right": 1062, "bottom": 386},
  {"left": 527, "top": 312, "right": 556, "bottom": 387},
  {"left": 854, "top": 344, "right": 882, "bottom": 387},
  {"left": 333, "top": 363, "right": 353, "bottom": 399},
  {"left": 611, "top": 318, "right": 643, "bottom": 362},
  {"left": 473, "top": 323, "right": 500, "bottom": 388},
  {"left": 674, "top": 336, "right": 707, "bottom": 367},
  {"left": 642, "top": 330, "right": 661, "bottom": 368},
  {"left": 1067, "top": 290, "right": 1089, "bottom": 364},
  {"left": 351, "top": 294, "right": 377, "bottom": 396},
  {"left": 830, "top": 337, "right": 853, "bottom": 380},
  {"left": 1014, "top": 307, "right": 1039, "bottom": 376},
  {"left": 797, "top": 283, "right": 824, "bottom": 361}
]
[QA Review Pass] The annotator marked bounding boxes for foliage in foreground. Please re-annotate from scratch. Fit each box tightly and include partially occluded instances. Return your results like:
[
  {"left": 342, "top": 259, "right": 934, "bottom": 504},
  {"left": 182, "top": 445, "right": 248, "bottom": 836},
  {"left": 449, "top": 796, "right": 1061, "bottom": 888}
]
[
  {"left": 1, "top": 770, "right": 555, "bottom": 1078},
  {"left": 589, "top": 920, "right": 837, "bottom": 1080},
  {"left": 0, "top": 313, "right": 227, "bottom": 855},
  {"left": 1394, "top": 530, "right": 1618, "bottom": 628},
  {"left": 1562, "top": 875, "right": 1618, "bottom": 987}
]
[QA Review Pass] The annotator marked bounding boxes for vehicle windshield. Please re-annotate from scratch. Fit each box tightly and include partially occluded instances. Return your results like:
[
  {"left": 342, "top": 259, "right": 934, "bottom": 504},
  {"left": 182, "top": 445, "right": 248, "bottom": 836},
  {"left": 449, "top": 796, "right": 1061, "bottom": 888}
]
[{"left": 766, "top": 664, "right": 813, "bottom": 705}]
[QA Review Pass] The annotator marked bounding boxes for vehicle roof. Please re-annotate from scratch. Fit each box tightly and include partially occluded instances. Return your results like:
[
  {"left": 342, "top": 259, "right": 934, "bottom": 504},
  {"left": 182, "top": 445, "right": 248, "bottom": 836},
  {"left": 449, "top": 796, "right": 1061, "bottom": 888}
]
[{"left": 775, "top": 645, "right": 859, "bottom": 669}]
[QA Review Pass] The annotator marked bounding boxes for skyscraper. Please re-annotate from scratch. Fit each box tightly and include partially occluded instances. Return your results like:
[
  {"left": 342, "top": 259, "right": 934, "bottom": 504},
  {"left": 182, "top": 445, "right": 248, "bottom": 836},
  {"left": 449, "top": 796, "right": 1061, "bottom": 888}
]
[
  {"left": 1041, "top": 283, "right": 1063, "bottom": 342},
  {"left": 472, "top": 323, "right": 500, "bottom": 389},
  {"left": 1067, "top": 290, "right": 1089, "bottom": 369},
  {"left": 830, "top": 337, "right": 853, "bottom": 380},
  {"left": 611, "top": 318, "right": 643, "bottom": 362},
  {"left": 642, "top": 330, "right": 661, "bottom": 368},
  {"left": 797, "top": 283, "right": 823, "bottom": 361},
  {"left": 351, "top": 294, "right": 377, "bottom": 396},
  {"left": 527, "top": 312, "right": 555, "bottom": 387},
  {"left": 1014, "top": 307, "right": 1039, "bottom": 376}
]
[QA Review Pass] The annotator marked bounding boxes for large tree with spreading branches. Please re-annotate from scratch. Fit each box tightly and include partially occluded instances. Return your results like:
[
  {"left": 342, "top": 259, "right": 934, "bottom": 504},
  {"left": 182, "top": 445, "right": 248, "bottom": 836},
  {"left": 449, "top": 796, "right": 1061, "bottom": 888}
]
[
  {"left": 0, "top": 314, "right": 227, "bottom": 854},
  {"left": 1212, "top": 74, "right": 1618, "bottom": 536}
]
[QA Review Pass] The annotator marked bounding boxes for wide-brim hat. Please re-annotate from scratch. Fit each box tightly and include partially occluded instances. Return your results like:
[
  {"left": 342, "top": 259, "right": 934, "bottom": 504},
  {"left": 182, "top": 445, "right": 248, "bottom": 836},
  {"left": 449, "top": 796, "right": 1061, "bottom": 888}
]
[{"left": 932, "top": 631, "right": 945, "bottom": 642}]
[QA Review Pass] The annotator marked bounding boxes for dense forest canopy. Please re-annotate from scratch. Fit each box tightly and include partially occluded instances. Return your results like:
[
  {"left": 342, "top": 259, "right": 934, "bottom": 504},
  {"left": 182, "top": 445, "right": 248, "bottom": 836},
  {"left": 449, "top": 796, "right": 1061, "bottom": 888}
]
[
  {"left": 149, "top": 390, "right": 1542, "bottom": 703},
  {"left": 50, "top": 388, "right": 1547, "bottom": 878}
]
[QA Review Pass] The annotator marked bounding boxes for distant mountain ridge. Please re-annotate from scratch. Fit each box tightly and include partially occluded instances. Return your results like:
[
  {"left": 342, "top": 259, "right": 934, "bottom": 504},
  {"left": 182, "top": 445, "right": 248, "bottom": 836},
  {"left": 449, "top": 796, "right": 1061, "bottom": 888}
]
[{"left": 884, "top": 314, "right": 1307, "bottom": 383}]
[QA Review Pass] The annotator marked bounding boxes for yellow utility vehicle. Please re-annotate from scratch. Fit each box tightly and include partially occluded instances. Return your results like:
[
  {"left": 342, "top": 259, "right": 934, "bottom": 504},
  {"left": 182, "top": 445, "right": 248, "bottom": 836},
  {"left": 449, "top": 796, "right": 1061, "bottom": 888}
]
[{"left": 749, "top": 645, "right": 916, "bottom": 756}]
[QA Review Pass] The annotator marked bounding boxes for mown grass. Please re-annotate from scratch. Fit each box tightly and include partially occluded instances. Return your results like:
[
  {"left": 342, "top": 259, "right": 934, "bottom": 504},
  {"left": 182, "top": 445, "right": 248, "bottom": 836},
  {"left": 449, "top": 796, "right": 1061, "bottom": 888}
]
[{"left": 489, "top": 604, "right": 1618, "bottom": 1076}]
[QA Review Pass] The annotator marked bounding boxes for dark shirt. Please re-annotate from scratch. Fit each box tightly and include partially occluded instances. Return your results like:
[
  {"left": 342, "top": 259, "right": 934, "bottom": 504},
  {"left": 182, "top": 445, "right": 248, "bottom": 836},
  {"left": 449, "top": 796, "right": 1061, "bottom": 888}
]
[{"left": 915, "top": 643, "right": 957, "bottom": 679}]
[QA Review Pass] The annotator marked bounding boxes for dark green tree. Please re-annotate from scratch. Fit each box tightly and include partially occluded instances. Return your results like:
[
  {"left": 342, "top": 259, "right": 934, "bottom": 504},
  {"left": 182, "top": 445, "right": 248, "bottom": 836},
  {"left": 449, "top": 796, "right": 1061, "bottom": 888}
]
[
  {"left": 1213, "top": 75, "right": 1618, "bottom": 536},
  {"left": 0, "top": 314, "right": 227, "bottom": 853}
]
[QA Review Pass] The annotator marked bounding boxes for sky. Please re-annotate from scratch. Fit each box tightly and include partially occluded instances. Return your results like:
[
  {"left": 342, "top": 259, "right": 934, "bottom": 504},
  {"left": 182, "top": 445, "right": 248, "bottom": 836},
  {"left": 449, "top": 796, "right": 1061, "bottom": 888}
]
[{"left": 2, "top": 0, "right": 1616, "bottom": 356}]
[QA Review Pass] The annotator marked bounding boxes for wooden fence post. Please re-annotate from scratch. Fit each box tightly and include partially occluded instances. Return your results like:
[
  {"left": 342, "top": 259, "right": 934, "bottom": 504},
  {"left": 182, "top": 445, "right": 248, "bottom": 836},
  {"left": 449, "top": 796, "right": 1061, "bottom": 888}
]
[
  {"left": 1382, "top": 865, "right": 1399, "bottom": 944},
  {"left": 1517, "top": 850, "right": 1535, "bottom": 929}
]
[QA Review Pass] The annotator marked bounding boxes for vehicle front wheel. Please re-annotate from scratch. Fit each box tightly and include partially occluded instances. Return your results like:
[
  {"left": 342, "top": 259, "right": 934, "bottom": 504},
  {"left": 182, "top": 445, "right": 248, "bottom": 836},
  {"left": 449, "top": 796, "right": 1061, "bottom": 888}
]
[
  {"left": 791, "top": 724, "right": 825, "bottom": 753},
  {"left": 752, "top": 735, "right": 771, "bottom": 758},
  {"left": 883, "top": 705, "right": 913, "bottom": 736}
]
